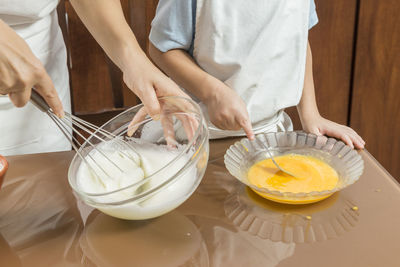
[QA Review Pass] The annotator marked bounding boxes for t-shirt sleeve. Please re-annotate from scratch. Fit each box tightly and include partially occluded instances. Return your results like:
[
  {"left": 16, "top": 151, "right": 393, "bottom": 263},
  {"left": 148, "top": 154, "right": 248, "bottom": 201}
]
[
  {"left": 309, "top": 0, "right": 319, "bottom": 29},
  {"left": 149, "top": 0, "right": 196, "bottom": 53}
]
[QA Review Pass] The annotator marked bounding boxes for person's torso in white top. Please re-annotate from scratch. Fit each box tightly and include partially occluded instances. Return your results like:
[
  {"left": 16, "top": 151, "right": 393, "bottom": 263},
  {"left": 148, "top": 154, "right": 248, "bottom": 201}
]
[
  {"left": 193, "top": 0, "right": 310, "bottom": 138},
  {"left": 0, "top": 0, "right": 71, "bottom": 155}
]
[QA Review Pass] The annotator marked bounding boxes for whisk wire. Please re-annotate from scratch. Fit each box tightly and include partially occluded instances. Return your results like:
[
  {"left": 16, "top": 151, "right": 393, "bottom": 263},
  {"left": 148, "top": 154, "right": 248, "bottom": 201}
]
[
  {"left": 30, "top": 90, "right": 142, "bottom": 187},
  {"left": 62, "top": 116, "right": 125, "bottom": 174},
  {"left": 68, "top": 114, "right": 141, "bottom": 163},
  {"left": 47, "top": 112, "right": 110, "bottom": 187}
]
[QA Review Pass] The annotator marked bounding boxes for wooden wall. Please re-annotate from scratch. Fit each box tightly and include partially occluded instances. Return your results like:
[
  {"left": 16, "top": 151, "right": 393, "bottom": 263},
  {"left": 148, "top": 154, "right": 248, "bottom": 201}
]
[
  {"left": 63, "top": 0, "right": 400, "bottom": 180},
  {"left": 350, "top": 0, "right": 400, "bottom": 178},
  {"left": 128, "top": 0, "right": 158, "bottom": 51}
]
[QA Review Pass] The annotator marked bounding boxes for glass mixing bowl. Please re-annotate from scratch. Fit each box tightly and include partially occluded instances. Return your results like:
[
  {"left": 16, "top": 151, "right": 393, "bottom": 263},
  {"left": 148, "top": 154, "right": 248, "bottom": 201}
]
[
  {"left": 68, "top": 96, "right": 209, "bottom": 220},
  {"left": 224, "top": 132, "right": 364, "bottom": 204}
]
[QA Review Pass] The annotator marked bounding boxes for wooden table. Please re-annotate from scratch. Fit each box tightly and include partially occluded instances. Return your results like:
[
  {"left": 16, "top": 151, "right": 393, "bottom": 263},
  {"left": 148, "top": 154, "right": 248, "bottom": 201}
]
[{"left": 1, "top": 139, "right": 399, "bottom": 267}]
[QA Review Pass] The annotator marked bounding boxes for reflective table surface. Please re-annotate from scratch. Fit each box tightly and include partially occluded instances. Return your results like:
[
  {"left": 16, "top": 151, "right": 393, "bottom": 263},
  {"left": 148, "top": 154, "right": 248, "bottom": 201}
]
[{"left": 1, "top": 138, "right": 399, "bottom": 267}]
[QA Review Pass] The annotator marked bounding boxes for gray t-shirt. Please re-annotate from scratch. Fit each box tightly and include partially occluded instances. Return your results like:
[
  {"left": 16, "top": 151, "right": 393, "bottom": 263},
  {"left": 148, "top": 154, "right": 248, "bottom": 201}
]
[{"left": 150, "top": 0, "right": 319, "bottom": 55}]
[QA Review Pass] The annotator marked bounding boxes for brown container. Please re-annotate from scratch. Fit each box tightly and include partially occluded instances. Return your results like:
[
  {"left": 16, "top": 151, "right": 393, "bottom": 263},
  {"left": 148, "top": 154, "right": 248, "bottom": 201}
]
[{"left": 0, "top": 155, "right": 8, "bottom": 189}]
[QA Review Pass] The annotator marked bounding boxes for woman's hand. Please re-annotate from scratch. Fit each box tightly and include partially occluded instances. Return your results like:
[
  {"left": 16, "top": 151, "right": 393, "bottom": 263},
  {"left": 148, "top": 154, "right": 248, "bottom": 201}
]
[
  {"left": 203, "top": 79, "right": 255, "bottom": 140},
  {"left": 122, "top": 51, "right": 189, "bottom": 119},
  {"left": 0, "top": 20, "right": 64, "bottom": 117},
  {"left": 301, "top": 114, "right": 365, "bottom": 149},
  {"left": 124, "top": 52, "right": 198, "bottom": 142}
]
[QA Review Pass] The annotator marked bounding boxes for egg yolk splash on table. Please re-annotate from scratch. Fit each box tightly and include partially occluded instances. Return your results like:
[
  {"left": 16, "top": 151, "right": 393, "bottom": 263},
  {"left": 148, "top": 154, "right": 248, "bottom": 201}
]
[{"left": 247, "top": 154, "right": 339, "bottom": 193}]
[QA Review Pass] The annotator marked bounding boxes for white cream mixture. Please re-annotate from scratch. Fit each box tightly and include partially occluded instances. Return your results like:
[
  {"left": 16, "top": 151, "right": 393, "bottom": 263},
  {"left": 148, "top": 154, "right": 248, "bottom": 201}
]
[{"left": 76, "top": 140, "right": 197, "bottom": 220}]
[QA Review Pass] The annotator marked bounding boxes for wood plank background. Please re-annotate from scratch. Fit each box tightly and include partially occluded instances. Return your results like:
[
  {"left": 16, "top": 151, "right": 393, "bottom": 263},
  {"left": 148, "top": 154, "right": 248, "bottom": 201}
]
[
  {"left": 63, "top": 0, "right": 400, "bottom": 180},
  {"left": 350, "top": 0, "right": 400, "bottom": 178}
]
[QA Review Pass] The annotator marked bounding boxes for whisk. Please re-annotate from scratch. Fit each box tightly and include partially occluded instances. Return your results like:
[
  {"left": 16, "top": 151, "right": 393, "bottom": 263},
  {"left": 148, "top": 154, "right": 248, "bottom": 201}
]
[
  {"left": 30, "top": 90, "right": 139, "bottom": 182},
  {"left": 253, "top": 137, "right": 299, "bottom": 178},
  {"left": 241, "top": 137, "right": 299, "bottom": 178}
]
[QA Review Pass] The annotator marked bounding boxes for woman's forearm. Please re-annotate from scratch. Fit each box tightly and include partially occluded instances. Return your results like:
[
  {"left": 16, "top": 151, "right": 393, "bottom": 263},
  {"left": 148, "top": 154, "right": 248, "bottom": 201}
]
[
  {"left": 297, "top": 42, "right": 321, "bottom": 123},
  {"left": 149, "top": 43, "right": 221, "bottom": 103},
  {"left": 69, "top": 0, "right": 144, "bottom": 72}
]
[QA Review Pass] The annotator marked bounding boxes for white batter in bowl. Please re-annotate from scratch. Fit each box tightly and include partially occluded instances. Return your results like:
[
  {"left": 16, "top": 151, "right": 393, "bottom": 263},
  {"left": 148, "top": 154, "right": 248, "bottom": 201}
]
[{"left": 68, "top": 97, "right": 209, "bottom": 220}]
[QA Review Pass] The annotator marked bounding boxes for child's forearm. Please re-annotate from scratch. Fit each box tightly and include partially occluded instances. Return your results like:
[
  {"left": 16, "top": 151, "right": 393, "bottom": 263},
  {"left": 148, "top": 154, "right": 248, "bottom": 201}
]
[
  {"left": 149, "top": 43, "right": 221, "bottom": 103},
  {"left": 296, "top": 42, "right": 365, "bottom": 148},
  {"left": 149, "top": 43, "right": 254, "bottom": 139},
  {"left": 297, "top": 42, "right": 321, "bottom": 123}
]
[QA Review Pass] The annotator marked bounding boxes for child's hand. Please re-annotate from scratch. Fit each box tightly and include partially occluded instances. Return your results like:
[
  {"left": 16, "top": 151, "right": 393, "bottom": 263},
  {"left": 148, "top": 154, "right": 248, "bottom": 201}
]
[
  {"left": 301, "top": 115, "right": 365, "bottom": 149},
  {"left": 203, "top": 81, "right": 255, "bottom": 140}
]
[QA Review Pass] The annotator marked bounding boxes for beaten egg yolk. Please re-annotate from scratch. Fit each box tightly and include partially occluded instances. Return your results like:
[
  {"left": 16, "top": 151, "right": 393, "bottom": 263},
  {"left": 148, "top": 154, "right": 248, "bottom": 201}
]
[{"left": 247, "top": 154, "right": 339, "bottom": 193}]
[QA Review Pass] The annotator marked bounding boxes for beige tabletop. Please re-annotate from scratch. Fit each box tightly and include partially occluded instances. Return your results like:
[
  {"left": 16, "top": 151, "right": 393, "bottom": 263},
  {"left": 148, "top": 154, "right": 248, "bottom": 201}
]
[{"left": 1, "top": 138, "right": 400, "bottom": 267}]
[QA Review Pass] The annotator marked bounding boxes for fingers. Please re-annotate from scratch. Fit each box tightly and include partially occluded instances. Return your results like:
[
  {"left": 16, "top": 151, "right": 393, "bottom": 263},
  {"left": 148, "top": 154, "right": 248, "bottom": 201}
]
[
  {"left": 322, "top": 127, "right": 352, "bottom": 148},
  {"left": 159, "top": 93, "right": 199, "bottom": 142},
  {"left": 346, "top": 128, "right": 365, "bottom": 149},
  {"left": 34, "top": 72, "right": 64, "bottom": 117},
  {"left": 176, "top": 113, "right": 196, "bottom": 142},
  {"left": 323, "top": 126, "right": 365, "bottom": 150},
  {"left": 160, "top": 113, "right": 177, "bottom": 148},
  {"left": 350, "top": 127, "right": 365, "bottom": 145},
  {"left": 340, "top": 133, "right": 355, "bottom": 149},
  {"left": 351, "top": 138, "right": 364, "bottom": 149},
  {"left": 127, "top": 107, "right": 148, "bottom": 137},
  {"left": 141, "top": 86, "right": 161, "bottom": 120},
  {"left": 128, "top": 98, "right": 200, "bottom": 146},
  {"left": 8, "top": 88, "right": 31, "bottom": 108},
  {"left": 187, "top": 114, "right": 199, "bottom": 140},
  {"left": 237, "top": 116, "right": 254, "bottom": 140}
]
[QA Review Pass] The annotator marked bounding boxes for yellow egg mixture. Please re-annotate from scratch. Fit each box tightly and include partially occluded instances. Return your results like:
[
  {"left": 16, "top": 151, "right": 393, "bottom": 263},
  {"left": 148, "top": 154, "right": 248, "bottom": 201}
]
[{"left": 248, "top": 154, "right": 339, "bottom": 193}]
